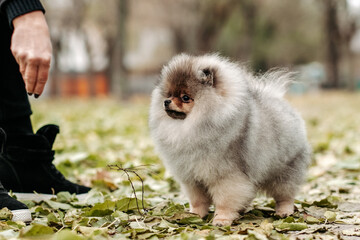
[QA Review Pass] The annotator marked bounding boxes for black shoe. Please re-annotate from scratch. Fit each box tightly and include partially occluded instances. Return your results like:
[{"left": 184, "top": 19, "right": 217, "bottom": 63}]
[
  {"left": 0, "top": 125, "right": 90, "bottom": 197},
  {"left": 0, "top": 181, "right": 32, "bottom": 222}
]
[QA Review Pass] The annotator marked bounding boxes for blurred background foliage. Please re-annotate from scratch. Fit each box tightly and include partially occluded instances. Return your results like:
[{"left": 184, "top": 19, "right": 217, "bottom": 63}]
[{"left": 41, "top": 0, "right": 360, "bottom": 98}]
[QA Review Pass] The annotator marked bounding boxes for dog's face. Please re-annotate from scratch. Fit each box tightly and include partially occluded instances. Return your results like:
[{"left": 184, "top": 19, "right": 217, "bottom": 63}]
[
  {"left": 164, "top": 91, "right": 194, "bottom": 120},
  {"left": 160, "top": 58, "right": 215, "bottom": 120}
]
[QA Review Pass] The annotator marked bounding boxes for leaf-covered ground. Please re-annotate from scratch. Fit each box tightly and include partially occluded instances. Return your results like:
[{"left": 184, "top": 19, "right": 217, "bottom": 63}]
[{"left": 1, "top": 92, "right": 360, "bottom": 240}]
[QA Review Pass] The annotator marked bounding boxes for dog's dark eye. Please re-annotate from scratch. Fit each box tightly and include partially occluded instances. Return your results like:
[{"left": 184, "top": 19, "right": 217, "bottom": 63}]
[
  {"left": 203, "top": 68, "right": 211, "bottom": 76},
  {"left": 181, "top": 95, "right": 191, "bottom": 102}
]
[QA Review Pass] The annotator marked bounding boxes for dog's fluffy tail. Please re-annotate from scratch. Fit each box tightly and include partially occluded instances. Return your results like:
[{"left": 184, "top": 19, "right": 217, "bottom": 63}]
[{"left": 250, "top": 69, "right": 295, "bottom": 98}]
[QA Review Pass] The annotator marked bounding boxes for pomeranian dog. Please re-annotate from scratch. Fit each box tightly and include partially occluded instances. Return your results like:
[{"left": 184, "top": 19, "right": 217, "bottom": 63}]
[{"left": 149, "top": 53, "right": 311, "bottom": 226}]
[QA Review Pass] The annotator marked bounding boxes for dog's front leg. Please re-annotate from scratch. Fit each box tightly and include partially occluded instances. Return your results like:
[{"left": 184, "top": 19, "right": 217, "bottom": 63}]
[
  {"left": 208, "top": 174, "right": 256, "bottom": 226},
  {"left": 182, "top": 183, "right": 211, "bottom": 218}
]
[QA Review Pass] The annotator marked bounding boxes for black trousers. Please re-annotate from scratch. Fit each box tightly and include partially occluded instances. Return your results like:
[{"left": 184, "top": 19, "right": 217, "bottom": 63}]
[{"left": 0, "top": 14, "right": 33, "bottom": 135}]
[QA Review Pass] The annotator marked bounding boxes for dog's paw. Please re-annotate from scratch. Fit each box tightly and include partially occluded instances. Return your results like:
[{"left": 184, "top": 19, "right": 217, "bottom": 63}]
[
  {"left": 190, "top": 207, "right": 209, "bottom": 218},
  {"left": 275, "top": 201, "right": 294, "bottom": 217},
  {"left": 212, "top": 217, "right": 233, "bottom": 227}
]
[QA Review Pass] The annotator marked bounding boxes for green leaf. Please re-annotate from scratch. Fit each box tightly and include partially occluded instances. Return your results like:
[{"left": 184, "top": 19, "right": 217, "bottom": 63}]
[
  {"left": 116, "top": 198, "right": 148, "bottom": 212},
  {"left": 246, "top": 230, "right": 268, "bottom": 240},
  {"left": 44, "top": 200, "right": 73, "bottom": 210},
  {"left": 155, "top": 219, "right": 179, "bottom": 230},
  {"left": 259, "top": 219, "right": 274, "bottom": 233},
  {"left": 137, "top": 232, "right": 158, "bottom": 240},
  {"left": 47, "top": 213, "right": 60, "bottom": 224},
  {"left": 151, "top": 201, "right": 172, "bottom": 216},
  {"left": 54, "top": 229, "right": 85, "bottom": 240},
  {"left": 167, "top": 212, "right": 203, "bottom": 225},
  {"left": 4, "top": 220, "right": 26, "bottom": 230},
  {"left": 84, "top": 200, "right": 116, "bottom": 217},
  {"left": 56, "top": 191, "right": 74, "bottom": 203},
  {"left": 269, "top": 231, "right": 291, "bottom": 240},
  {"left": 205, "top": 235, "right": 216, "bottom": 240},
  {"left": 164, "top": 203, "right": 185, "bottom": 216},
  {"left": 305, "top": 216, "right": 321, "bottom": 224},
  {"left": 112, "top": 210, "right": 129, "bottom": 223},
  {"left": 179, "top": 216, "right": 203, "bottom": 225},
  {"left": 129, "top": 221, "right": 148, "bottom": 229},
  {"left": 249, "top": 209, "right": 264, "bottom": 217},
  {"left": 273, "top": 220, "right": 308, "bottom": 231},
  {"left": 19, "top": 224, "right": 54, "bottom": 237},
  {"left": 84, "top": 190, "right": 105, "bottom": 205},
  {"left": 21, "top": 200, "right": 36, "bottom": 209},
  {"left": 324, "top": 211, "right": 337, "bottom": 222},
  {"left": 0, "top": 208, "right": 13, "bottom": 220},
  {"left": 313, "top": 196, "right": 341, "bottom": 208},
  {"left": 35, "top": 206, "right": 51, "bottom": 215},
  {"left": 77, "top": 226, "right": 107, "bottom": 236},
  {"left": 283, "top": 216, "right": 295, "bottom": 223}
]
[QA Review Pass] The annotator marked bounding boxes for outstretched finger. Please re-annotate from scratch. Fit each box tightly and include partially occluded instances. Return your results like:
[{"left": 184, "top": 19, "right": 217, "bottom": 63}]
[
  {"left": 18, "top": 58, "right": 27, "bottom": 79},
  {"left": 33, "top": 62, "right": 50, "bottom": 97},
  {"left": 24, "top": 62, "right": 38, "bottom": 94}
]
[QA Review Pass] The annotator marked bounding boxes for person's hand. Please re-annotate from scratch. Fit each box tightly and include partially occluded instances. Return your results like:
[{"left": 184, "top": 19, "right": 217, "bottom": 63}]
[{"left": 11, "top": 10, "right": 52, "bottom": 98}]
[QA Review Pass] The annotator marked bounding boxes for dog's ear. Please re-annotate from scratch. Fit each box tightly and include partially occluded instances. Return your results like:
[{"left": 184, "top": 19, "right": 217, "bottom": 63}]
[{"left": 199, "top": 68, "right": 215, "bottom": 86}]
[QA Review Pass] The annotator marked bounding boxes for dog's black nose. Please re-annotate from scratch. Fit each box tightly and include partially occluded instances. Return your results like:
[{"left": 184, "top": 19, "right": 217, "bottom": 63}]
[{"left": 164, "top": 100, "right": 171, "bottom": 107}]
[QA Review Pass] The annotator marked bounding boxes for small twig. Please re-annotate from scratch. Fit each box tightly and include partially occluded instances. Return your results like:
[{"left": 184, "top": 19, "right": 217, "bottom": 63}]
[
  {"left": 123, "top": 169, "right": 141, "bottom": 214},
  {"left": 108, "top": 164, "right": 150, "bottom": 216},
  {"left": 124, "top": 169, "right": 145, "bottom": 213},
  {"left": 101, "top": 219, "right": 118, "bottom": 229}
]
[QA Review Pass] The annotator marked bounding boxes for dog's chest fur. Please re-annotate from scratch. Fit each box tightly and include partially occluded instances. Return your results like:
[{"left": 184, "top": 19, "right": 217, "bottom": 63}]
[{"left": 153, "top": 117, "right": 243, "bottom": 185}]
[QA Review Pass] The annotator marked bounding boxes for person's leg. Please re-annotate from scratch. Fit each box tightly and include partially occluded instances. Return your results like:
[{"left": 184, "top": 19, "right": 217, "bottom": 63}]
[
  {"left": 0, "top": 13, "right": 32, "bottom": 222},
  {"left": 0, "top": 14, "right": 33, "bottom": 135},
  {"left": 0, "top": 14, "right": 90, "bottom": 198}
]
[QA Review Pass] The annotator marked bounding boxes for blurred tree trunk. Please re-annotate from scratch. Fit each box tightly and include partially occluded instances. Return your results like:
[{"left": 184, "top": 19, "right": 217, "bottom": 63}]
[
  {"left": 109, "top": 0, "right": 128, "bottom": 98},
  {"left": 239, "top": 0, "right": 268, "bottom": 71},
  {"left": 343, "top": 25, "right": 356, "bottom": 91},
  {"left": 197, "top": 1, "right": 237, "bottom": 53},
  {"left": 345, "top": 45, "right": 356, "bottom": 91},
  {"left": 323, "top": 0, "right": 341, "bottom": 88},
  {"left": 342, "top": 2, "right": 357, "bottom": 91},
  {"left": 239, "top": 0, "right": 256, "bottom": 59},
  {"left": 83, "top": 32, "right": 96, "bottom": 97},
  {"left": 164, "top": 1, "right": 200, "bottom": 54},
  {"left": 49, "top": 38, "right": 61, "bottom": 97}
]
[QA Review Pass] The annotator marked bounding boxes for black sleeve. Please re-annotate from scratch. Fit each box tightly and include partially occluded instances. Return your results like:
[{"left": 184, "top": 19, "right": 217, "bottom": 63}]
[{"left": 0, "top": 0, "right": 44, "bottom": 29}]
